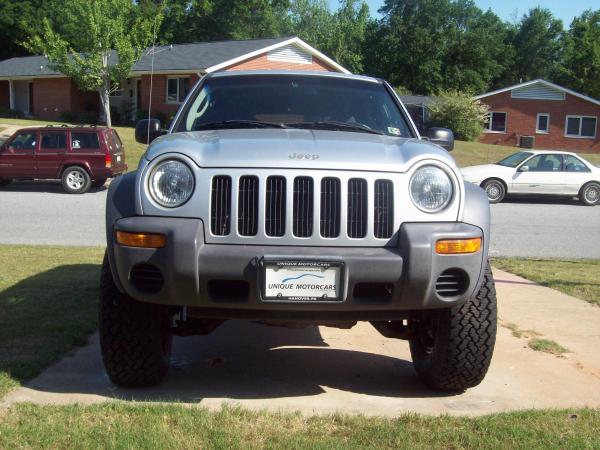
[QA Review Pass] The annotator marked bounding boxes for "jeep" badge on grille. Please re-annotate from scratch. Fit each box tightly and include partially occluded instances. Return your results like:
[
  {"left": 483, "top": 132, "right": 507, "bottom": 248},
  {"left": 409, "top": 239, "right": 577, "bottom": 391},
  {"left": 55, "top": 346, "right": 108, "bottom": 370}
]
[{"left": 289, "top": 153, "right": 320, "bottom": 160}]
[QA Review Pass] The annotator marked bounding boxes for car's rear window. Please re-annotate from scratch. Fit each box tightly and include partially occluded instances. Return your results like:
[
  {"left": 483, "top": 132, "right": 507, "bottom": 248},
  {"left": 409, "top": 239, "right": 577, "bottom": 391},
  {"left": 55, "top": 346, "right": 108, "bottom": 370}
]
[
  {"left": 107, "top": 130, "right": 123, "bottom": 152},
  {"left": 71, "top": 132, "right": 100, "bottom": 150}
]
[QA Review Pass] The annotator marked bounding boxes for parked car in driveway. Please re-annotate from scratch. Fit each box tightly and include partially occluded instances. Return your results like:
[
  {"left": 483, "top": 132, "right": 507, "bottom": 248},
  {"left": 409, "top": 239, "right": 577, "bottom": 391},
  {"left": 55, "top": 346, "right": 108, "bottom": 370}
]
[
  {"left": 0, "top": 125, "right": 128, "bottom": 193},
  {"left": 461, "top": 150, "right": 600, "bottom": 205}
]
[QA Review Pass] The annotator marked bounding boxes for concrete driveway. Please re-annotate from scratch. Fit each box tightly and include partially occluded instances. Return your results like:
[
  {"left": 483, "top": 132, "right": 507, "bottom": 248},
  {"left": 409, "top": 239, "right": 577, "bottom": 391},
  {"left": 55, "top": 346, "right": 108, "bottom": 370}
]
[{"left": 3, "top": 268, "right": 600, "bottom": 416}]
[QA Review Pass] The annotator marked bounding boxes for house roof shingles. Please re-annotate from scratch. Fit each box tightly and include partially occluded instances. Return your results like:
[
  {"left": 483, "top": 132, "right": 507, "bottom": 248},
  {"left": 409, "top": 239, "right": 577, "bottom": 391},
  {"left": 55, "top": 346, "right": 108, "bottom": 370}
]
[{"left": 0, "top": 37, "right": 292, "bottom": 78}]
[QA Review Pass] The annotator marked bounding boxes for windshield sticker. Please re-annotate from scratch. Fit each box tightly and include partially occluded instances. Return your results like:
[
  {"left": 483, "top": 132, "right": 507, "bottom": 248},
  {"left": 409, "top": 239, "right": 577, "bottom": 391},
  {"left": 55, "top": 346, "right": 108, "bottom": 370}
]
[{"left": 387, "top": 126, "right": 401, "bottom": 136}]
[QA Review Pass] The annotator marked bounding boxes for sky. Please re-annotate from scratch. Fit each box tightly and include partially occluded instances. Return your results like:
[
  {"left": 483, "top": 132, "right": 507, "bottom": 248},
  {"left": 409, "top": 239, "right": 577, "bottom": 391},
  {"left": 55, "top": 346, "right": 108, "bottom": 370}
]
[{"left": 328, "top": 0, "right": 597, "bottom": 25}]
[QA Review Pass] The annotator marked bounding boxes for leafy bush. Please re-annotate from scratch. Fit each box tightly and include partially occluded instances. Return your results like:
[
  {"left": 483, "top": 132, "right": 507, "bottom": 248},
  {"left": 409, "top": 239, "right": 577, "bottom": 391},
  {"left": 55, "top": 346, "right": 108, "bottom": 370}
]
[{"left": 426, "top": 91, "right": 489, "bottom": 141}]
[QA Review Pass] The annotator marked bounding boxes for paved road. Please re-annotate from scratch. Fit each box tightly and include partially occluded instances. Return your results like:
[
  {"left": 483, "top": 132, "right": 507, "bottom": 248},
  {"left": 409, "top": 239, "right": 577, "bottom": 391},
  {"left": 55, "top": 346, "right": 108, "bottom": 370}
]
[
  {"left": 0, "top": 180, "right": 599, "bottom": 257},
  {"left": 4, "top": 269, "right": 600, "bottom": 415}
]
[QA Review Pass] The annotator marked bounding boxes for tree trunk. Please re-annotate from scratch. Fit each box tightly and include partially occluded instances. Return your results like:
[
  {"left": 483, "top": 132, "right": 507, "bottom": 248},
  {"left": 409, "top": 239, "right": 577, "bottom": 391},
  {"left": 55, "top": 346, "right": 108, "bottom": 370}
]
[{"left": 99, "top": 79, "right": 112, "bottom": 128}]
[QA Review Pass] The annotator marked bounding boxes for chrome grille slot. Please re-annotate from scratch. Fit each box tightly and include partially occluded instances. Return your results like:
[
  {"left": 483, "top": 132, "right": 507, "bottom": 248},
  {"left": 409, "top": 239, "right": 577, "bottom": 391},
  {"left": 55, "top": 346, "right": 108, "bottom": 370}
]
[
  {"left": 237, "top": 175, "right": 259, "bottom": 236},
  {"left": 211, "top": 175, "right": 231, "bottom": 236},
  {"left": 374, "top": 179, "right": 394, "bottom": 239},
  {"left": 320, "top": 177, "right": 341, "bottom": 238},
  {"left": 347, "top": 178, "right": 368, "bottom": 238},
  {"left": 265, "top": 176, "right": 286, "bottom": 237},
  {"left": 293, "top": 176, "right": 314, "bottom": 237}
]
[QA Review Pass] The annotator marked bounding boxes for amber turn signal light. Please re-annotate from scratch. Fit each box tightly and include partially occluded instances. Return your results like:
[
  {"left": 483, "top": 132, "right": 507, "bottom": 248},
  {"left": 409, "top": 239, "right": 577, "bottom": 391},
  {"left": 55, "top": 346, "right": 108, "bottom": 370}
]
[
  {"left": 436, "top": 237, "right": 481, "bottom": 254},
  {"left": 116, "top": 231, "right": 167, "bottom": 248}
]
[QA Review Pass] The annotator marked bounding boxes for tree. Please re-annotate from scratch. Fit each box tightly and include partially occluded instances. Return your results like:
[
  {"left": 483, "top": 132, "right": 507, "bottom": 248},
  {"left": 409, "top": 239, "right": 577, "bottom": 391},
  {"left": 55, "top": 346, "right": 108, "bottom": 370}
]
[
  {"left": 287, "top": 0, "right": 371, "bottom": 73},
  {"left": 509, "top": 7, "right": 564, "bottom": 83},
  {"left": 556, "top": 9, "right": 600, "bottom": 99},
  {"left": 26, "top": 0, "right": 159, "bottom": 127},
  {"left": 365, "top": 0, "right": 512, "bottom": 94},
  {"left": 427, "top": 91, "right": 489, "bottom": 141}
]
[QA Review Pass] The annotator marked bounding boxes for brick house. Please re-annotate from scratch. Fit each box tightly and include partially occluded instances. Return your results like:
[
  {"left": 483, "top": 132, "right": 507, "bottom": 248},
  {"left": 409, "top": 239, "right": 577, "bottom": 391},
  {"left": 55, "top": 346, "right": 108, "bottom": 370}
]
[
  {"left": 475, "top": 79, "right": 600, "bottom": 152},
  {"left": 0, "top": 37, "right": 348, "bottom": 122}
]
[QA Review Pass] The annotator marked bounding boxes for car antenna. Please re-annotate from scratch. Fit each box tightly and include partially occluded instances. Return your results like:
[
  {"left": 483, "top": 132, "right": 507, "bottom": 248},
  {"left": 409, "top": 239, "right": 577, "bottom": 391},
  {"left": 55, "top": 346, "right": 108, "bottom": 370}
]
[{"left": 146, "top": 2, "right": 163, "bottom": 144}]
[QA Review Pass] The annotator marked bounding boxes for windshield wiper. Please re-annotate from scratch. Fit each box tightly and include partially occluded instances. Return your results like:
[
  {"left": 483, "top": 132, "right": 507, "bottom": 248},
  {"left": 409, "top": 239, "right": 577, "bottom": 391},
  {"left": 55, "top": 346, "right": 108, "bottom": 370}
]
[
  {"left": 193, "top": 120, "right": 289, "bottom": 130},
  {"left": 285, "top": 121, "right": 384, "bottom": 135}
]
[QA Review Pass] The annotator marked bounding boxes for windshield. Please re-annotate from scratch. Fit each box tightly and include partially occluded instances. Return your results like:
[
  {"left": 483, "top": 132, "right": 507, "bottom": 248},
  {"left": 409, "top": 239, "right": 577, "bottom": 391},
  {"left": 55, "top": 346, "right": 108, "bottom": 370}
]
[
  {"left": 496, "top": 151, "right": 533, "bottom": 168},
  {"left": 174, "top": 75, "right": 414, "bottom": 137}
]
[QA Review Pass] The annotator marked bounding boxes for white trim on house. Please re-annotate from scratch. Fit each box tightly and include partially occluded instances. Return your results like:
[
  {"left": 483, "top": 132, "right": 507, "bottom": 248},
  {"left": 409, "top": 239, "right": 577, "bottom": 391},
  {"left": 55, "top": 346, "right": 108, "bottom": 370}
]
[
  {"left": 475, "top": 79, "right": 600, "bottom": 107},
  {"left": 564, "top": 115, "right": 597, "bottom": 139},
  {"left": 204, "top": 37, "right": 350, "bottom": 74},
  {"left": 8, "top": 79, "right": 14, "bottom": 109},
  {"left": 536, "top": 113, "right": 550, "bottom": 134},
  {"left": 485, "top": 111, "right": 507, "bottom": 133}
]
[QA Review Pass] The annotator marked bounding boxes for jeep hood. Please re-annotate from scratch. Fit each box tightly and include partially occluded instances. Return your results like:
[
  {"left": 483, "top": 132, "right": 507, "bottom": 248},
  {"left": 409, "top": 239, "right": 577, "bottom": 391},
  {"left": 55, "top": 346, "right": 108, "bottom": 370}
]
[{"left": 143, "top": 129, "right": 455, "bottom": 173}]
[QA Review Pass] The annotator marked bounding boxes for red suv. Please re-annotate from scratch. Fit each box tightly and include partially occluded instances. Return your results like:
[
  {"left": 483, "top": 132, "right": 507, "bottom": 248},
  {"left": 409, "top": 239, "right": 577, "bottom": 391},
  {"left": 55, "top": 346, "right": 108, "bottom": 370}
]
[{"left": 0, "top": 125, "right": 128, "bottom": 193}]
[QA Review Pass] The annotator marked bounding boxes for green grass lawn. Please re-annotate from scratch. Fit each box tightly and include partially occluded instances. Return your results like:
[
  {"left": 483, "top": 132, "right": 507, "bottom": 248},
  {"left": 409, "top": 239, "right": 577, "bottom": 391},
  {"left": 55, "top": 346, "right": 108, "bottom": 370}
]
[
  {"left": 0, "top": 404, "right": 598, "bottom": 449},
  {"left": 492, "top": 258, "right": 600, "bottom": 306},
  {"left": 0, "top": 245, "right": 104, "bottom": 398}
]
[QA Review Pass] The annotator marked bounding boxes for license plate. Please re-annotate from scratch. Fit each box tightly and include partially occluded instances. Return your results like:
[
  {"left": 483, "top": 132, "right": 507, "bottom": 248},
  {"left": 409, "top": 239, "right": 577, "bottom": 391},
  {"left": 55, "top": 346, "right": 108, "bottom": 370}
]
[{"left": 262, "top": 260, "right": 343, "bottom": 302}]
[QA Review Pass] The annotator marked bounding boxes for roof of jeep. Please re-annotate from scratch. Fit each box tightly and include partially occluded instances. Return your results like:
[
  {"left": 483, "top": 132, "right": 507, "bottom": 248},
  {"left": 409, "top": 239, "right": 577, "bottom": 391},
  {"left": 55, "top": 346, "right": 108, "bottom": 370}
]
[{"left": 207, "top": 70, "right": 381, "bottom": 84}]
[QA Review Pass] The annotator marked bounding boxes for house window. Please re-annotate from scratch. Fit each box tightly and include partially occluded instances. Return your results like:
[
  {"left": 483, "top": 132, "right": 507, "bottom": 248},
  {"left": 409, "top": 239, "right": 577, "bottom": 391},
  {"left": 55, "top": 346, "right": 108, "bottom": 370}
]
[
  {"left": 486, "top": 112, "right": 507, "bottom": 133},
  {"left": 536, "top": 113, "right": 549, "bottom": 134},
  {"left": 166, "top": 77, "right": 190, "bottom": 104},
  {"left": 565, "top": 115, "right": 597, "bottom": 138}
]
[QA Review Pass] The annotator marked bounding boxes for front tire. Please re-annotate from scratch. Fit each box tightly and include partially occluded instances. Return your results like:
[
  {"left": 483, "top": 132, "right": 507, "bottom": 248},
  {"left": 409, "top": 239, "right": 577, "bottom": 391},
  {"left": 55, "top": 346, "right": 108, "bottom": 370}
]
[
  {"left": 99, "top": 252, "right": 172, "bottom": 387},
  {"left": 482, "top": 179, "right": 505, "bottom": 203},
  {"left": 62, "top": 166, "right": 91, "bottom": 194},
  {"left": 409, "top": 262, "right": 497, "bottom": 391},
  {"left": 579, "top": 182, "right": 600, "bottom": 206}
]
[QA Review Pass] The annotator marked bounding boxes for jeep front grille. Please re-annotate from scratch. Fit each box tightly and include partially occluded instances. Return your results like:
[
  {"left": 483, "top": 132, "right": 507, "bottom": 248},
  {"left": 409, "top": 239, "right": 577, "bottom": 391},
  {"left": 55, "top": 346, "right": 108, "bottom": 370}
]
[
  {"left": 211, "top": 175, "right": 231, "bottom": 236},
  {"left": 265, "top": 176, "right": 286, "bottom": 237},
  {"left": 238, "top": 175, "right": 259, "bottom": 236},
  {"left": 207, "top": 171, "right": 399, "bottom": 246},
  {"left": 320, "top": 177, "right": 341, "bottom": 238},
  {"left": 374, "top": 179, "right": 394, "bottom": 239},
  {"left": 293, "top": 176, "right": 314, "bottom": 237}
]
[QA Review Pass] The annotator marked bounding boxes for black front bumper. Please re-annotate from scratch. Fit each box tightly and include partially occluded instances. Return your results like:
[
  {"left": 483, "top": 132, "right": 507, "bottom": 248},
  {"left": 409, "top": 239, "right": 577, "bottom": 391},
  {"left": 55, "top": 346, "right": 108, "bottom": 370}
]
[{"left": 109, "top": 217, "right": 486, "bottom": 320}]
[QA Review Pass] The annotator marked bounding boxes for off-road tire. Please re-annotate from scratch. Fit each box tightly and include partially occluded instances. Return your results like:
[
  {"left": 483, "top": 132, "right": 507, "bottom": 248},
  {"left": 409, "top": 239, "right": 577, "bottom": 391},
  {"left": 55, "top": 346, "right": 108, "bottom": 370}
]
[
  {"left": 92, "top": 178, "right": 107, "bottom": 188},
  {"left": 579, "top": 182, "right": 600, "bottom": 206},
  {"left": 482, "top": 179, "right": 505, "bottom": 203},
  {"left": 62, "top": 166, "right": 91, "bottom": 194},
  {"left": 99, "top": 252, "right": 172, "bottom": 387},
  {"left": 409, "top": 262, "right": 497, "bottom": 391}
]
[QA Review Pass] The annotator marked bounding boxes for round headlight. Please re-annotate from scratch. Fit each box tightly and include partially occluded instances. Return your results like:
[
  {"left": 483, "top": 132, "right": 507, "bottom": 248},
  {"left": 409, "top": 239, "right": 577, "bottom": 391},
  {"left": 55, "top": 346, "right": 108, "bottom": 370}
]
[
  {"left": 410, "top": 165, "right": 453, "bottom": 212},
  {"left": 149, "top": 159, "right": 194, "bottom": 208}
]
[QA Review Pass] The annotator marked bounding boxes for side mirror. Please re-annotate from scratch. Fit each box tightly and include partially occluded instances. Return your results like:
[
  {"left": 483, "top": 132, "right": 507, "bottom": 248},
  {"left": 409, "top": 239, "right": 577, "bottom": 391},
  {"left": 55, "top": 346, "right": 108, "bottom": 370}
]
[
  {"left": 426, "top": 127, "right": 454, "bottom": 151},
  {"left": 135, "top": 119, "right": 166, "bottom": 144},
  {"left": 520, "top": 165, "right": 530, "bottom": 172}
]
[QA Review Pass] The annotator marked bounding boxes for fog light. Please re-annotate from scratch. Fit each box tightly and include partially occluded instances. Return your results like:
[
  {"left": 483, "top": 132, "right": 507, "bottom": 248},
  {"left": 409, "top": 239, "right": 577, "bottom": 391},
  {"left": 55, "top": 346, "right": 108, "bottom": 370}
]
[
  {"left": 436, "top": 238, "right": 481, "bottom": 254},
  {"left": 116, "top": 231, "right": 166, "bottom": 248}
]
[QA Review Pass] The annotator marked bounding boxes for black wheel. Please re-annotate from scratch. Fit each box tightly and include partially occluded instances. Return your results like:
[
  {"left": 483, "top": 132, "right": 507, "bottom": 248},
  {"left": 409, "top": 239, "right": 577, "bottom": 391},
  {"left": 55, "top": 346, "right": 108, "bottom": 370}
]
[
  {"left": 579, "top": 182, "right": 600, "bottom": 206},
  {"left": 409, "top": 262, "right": 497, "bottom": 391},
  {"left": 62, "top": 166, "right": 91, "bottom": 194},
  {"left": 99, "top": 252, "right": 172, "bottom": 387},
  {"left": 482, "top": 179, "right": 505, "bottom": 203},
  {"left": 0, "top": 179, "right": 11, "bottom": 187},
  {"left": 91, "top": 179, "right": 107, "bottom": 188}
]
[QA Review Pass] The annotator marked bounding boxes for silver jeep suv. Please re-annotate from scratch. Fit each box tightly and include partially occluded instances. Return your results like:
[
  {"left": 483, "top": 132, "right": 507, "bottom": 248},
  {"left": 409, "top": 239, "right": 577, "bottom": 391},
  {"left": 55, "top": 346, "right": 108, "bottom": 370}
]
[{"left": 101, "top": 71, "right": 496, "bottom": 391}]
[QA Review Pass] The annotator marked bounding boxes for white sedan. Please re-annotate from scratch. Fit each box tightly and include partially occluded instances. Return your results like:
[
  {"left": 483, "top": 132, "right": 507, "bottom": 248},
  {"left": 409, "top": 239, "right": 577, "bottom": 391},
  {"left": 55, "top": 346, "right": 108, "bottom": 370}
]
[{"left": 461, "top": 150, "right": 600, "bottom": 206}]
